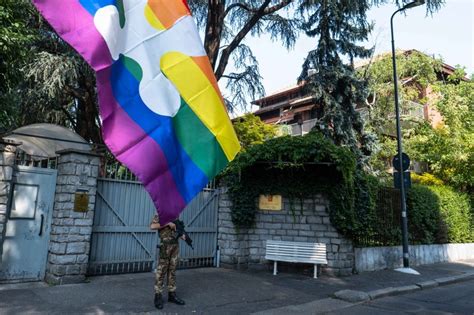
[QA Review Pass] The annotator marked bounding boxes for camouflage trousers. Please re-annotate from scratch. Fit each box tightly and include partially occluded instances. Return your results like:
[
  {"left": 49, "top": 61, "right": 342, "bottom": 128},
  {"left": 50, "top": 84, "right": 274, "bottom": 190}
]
[{"left": 154, "top": 243, "right": 179, "bottom": 294}]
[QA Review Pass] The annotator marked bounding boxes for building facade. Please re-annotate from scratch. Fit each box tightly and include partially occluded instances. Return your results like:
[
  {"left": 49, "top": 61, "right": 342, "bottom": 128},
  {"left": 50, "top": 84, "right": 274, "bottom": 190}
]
[{"left": 252, "top": 50, "right": 465, "bottom": 137}]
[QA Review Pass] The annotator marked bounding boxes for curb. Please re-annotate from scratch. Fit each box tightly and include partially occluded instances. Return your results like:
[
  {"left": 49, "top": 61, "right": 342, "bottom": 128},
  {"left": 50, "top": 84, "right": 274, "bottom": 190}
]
[
  {"left": 433, "top": 272, "right": 474, "bottom": 286},
  {"left": 335, "top": 272, "right": 474, "bottom": 303},
  {"left": 367, "top": 284, "right": 419, "bottom": 300}
]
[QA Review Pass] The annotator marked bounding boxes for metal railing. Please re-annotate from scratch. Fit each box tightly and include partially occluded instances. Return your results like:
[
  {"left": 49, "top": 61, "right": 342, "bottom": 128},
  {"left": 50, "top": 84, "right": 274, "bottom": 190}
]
[
  {"left": 100, "top": 154, "right": 216, "bottom": 189},
  {"left": 276, "top": 119, "right": 318, "bottom": 137},
  {"left": 388, "top": 100, "right": 425, "bottom": 121},
  {"left": 354, "top": 187, "right": 402, "bottom": 247},
  {"left": 14, "top": 150, "right": 58, "bottom": 169}
]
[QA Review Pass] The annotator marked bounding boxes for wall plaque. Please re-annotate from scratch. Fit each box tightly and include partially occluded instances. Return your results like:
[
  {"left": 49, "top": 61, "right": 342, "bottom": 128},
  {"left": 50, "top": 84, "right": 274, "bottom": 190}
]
[
  {"left": 258, "top": 194, "right": 282, "bottom": 211},
  {"left": 74, "top": 190, "right": 89, "bottom": 212}
]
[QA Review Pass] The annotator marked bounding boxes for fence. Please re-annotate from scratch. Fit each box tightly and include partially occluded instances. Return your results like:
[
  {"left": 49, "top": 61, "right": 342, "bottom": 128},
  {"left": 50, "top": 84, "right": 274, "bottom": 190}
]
[{"left": 354, "top": 187, "right": 402, "bottom": 247}]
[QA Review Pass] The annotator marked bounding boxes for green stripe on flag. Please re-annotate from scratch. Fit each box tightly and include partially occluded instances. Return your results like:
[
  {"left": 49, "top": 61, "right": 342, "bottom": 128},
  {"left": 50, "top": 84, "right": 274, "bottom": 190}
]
[{"left": 173, "top": 99, "right": 229, "bottom": 179}]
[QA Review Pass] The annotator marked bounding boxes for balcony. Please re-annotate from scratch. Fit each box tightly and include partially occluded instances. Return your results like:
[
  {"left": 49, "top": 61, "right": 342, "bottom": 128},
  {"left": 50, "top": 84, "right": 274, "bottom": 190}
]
[
  {"left": 276, "top": 118, "right": 318, "bottom": 136},
  {"left": 388, "top": 100, "right": 425, "bottom": 122}
]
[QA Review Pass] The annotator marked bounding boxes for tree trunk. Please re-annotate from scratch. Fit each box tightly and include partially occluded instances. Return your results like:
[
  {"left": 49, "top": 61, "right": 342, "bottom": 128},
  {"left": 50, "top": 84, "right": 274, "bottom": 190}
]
[
  {"left": 204, "top": 0, "right": 225, "bottom": 70},
  {"left": 75, "top": 78, "right": 101, "bottom": 144}
]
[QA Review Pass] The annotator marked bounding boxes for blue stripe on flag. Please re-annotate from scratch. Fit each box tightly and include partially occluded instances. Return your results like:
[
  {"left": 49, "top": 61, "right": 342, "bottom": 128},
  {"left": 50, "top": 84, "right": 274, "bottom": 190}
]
[
  {"left": 79, "top": 0, "right": 117, "bottom": 15},
  {"left": 110, "top": 58, "right": 209, "bottom": 203}
]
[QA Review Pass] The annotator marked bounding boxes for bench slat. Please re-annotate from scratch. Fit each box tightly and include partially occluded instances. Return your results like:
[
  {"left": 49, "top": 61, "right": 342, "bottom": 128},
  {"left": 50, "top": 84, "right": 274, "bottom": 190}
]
[
  {"left": 266, "top": 254, "right": 326, "bottom": 259},
  {"left": 266, "top": 256, "right": 327, "bottom": 264},
  {"left": 266, "top": 253, "right": 327, "bottom": 261},
  {"left": 266, "top": 252, "right": 326, "bottom": 258},
  {"left": 267, "top": 246, "right": 326, "bottom": 253},
  {"left": 267, "top": 242, "right": 325, "bottom": 248},
  {"left": 266, "top": 247, "right": 326, "bottom": 253}
]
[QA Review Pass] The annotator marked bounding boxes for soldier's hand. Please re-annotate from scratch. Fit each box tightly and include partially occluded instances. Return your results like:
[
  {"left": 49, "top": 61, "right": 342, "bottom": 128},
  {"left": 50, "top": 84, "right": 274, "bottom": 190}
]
[
  {"left": 168, "top": 222, "right": 176, "bottom": 230},
  {"left": 180, "top": 235, "right": 186, "bottom": 241}
]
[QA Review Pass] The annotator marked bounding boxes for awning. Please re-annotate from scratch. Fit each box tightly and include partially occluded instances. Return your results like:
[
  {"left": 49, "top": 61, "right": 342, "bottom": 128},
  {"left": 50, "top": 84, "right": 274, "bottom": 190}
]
[{"left": 3, "top": 123, "right": 92, "bottom": 159}]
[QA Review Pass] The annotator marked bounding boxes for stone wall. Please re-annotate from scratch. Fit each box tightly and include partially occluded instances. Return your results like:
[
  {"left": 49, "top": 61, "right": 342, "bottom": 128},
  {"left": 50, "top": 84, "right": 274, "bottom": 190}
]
[
  {"left": 45, "top": 149, "right": 100, "bottom": 284},
  {"left": 355, "top": 243, "right": 474, "bottom": 272},
  {"left": 218, "top": 189, "right": 354, "bottom": 276},
  {"left": 0, "top": 141, "right": 18, "bottom": 262}
]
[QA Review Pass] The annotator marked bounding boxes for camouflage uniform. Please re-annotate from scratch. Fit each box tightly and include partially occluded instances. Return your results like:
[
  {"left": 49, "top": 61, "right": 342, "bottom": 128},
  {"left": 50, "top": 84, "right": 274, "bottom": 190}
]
[{"left": 153, "top": 215, "right": 179, "bottom": 294}]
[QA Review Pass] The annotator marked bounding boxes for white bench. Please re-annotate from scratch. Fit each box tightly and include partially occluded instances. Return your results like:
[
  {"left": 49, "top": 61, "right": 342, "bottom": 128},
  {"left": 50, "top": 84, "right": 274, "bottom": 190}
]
[{"left": 265, "top": 240, "right": 327, "bottom": 278}]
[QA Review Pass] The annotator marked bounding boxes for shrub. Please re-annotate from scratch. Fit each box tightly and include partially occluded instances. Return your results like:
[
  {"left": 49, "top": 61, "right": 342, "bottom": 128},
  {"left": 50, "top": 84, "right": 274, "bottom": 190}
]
[
  {"left": 411, "top": 173, "right": 444, "bottom": 186},
  {"left": 357, "top": 183, "right": 473, "bottom": 246},
  {"left": 406, "top": 185, "right": 441, "bottom": 244},
  {"left": 407, "top": 184, "right": 473, "bottom": 244},
  {"left": 429, "top": 185, "right": 473, "bottom": 243}
]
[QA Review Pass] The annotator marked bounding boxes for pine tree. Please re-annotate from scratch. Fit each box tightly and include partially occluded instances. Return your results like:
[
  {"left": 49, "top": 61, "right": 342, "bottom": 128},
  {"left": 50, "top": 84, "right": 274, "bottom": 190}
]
[{"left": 298, "top": 0, "right": 376, "bottom": 163}]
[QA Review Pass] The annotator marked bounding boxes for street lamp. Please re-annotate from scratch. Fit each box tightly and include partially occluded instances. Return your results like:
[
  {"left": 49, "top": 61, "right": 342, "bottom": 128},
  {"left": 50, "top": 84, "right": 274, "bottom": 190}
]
[{"left": 390, "top": 0, "right": 424, "bottom": 272}]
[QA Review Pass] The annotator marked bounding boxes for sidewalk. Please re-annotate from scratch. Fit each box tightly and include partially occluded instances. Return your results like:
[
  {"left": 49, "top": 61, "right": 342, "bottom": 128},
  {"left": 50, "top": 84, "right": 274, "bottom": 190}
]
[{"left": 0, "top": 260, "right": 473, "bottom": 314}]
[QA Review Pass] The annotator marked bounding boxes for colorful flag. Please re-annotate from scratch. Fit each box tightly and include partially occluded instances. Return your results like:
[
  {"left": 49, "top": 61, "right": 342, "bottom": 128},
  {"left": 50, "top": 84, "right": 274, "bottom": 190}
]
[{"left": 32, "top": 0, "right": 241, "bottom": 224}]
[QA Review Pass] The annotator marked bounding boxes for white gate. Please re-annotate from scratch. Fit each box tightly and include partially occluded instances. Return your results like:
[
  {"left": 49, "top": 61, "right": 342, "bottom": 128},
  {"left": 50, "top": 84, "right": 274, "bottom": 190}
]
[
  {"left": 0, "top": 166, "right": 57, "bottom": 282},
  {"left": 89, "top": 177, "right": 219, "bottom": 275}
]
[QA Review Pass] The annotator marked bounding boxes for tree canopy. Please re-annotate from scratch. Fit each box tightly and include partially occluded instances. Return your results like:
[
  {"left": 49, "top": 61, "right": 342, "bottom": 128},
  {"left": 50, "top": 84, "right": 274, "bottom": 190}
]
[
  {"left": 0, "top": 0, "right": 100, "bottom": 142},
  {"left": 233, "top": 113, "right": 277, "bottom": 149},
  {"left": 408, "top": 77, "right": 474, "bottom": 192},
  {"left": 188, "top": 0, "right": 299, "bottom": 110},
  {"left": 361, "top": 49, "right": 473, "bottom": 192},
  {"left": 0, "top": 0, "right": 38, "bottom": 132}
]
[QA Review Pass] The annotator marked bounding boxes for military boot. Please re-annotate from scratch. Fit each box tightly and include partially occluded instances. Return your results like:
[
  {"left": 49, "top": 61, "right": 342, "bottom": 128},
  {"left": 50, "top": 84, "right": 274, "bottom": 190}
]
[
  {"left": 168, "top": 292, "right": 185, "bottom": 305},
  {"left": 154, "top": 293, "right": 164, "bottom": 309}
]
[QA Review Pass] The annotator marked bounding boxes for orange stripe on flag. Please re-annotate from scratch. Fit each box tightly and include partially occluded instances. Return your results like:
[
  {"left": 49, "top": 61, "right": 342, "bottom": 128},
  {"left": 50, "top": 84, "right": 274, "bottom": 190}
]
[
  {"left": 191, "top": 56, "right": 227, "bottom": 109},
  {"left": 147, "top": 0, "right": 190, "bottom": 30}
]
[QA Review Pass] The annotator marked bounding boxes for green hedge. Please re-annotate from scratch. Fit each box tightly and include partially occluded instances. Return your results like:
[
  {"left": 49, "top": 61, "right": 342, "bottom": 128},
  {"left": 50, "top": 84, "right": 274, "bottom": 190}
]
[
  {"left": 406, "top": 185, "right": 441, "bottom": 244},
  {"left": 429, "top": 185, "right": 473, "bottom": 243},
  {"left": 407, "top": 184, "right": 473, "bottom": 244},
  {"left": 354, "top": 183, "right": 473, "bottom": 246}
]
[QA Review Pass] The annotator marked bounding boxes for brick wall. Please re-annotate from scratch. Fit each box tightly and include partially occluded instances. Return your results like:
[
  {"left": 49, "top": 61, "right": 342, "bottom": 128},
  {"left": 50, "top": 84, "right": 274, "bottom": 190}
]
[{"left": 218, "top": 189, "right": 354, "bottom": 276}]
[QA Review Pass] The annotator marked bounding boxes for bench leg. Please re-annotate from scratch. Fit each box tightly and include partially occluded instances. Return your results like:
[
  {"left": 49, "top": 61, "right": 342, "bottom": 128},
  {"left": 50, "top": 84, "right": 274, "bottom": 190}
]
[
  {"left": 314, "top": 265, "right": 318, "bottom": 279},
  {"left": 273, "top": 261, "right": 277, "bottom": 276}
]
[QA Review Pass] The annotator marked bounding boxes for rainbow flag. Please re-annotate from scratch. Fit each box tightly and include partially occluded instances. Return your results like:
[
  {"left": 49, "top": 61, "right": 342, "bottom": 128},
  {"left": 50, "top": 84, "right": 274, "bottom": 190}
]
[{"left": 32, "top": 0, "right": 240, "bottom": 224}]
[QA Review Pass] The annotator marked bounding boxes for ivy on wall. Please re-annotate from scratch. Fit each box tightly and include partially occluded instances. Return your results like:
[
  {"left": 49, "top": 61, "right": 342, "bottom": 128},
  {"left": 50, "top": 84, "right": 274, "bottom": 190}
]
[
  {"left": 223, "top": 131, "right": 377, "bottom": 239},
  {"left": 223, "top": 131, "right": 473, "bottom": 245}
]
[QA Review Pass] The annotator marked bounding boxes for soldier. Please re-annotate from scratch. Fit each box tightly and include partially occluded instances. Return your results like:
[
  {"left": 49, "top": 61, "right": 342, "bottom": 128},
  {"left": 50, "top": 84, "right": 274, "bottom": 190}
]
[{"left": 150, "top": 214, "right": 186, "bottom": 309}]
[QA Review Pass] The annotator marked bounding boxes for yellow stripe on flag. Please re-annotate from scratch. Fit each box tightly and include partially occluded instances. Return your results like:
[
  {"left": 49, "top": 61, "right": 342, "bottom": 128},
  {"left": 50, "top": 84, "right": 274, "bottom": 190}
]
[{"left": 160, "top": 51, "right": 240, "bottom": 161}]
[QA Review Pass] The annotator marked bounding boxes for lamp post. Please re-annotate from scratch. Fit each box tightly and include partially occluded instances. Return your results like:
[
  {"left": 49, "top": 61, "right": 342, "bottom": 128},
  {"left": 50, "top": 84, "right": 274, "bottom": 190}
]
[{"left": 390, "top": 0, "right": 424, "bottom": 270}]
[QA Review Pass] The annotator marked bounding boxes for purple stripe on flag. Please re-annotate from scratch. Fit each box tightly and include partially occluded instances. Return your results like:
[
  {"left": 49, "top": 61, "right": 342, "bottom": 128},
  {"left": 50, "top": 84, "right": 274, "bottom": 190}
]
[
  {"left": 32, "top": 0, "right": 112, "bottom": 70},
  {"left": 33, "top": 0, "right": 188, "bottom": 224},
  {"left": 97, "top": 68, "right": 187, "bottom": 224}
]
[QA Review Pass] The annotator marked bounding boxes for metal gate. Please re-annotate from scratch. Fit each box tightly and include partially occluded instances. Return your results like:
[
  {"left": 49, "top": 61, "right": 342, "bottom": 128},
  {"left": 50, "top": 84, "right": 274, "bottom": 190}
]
[
  {"left": 1, "top": 166, "right": 57, "bottom": 282},
  {"left": 88, "top": 177, "right": 219, "bottom": 275}
]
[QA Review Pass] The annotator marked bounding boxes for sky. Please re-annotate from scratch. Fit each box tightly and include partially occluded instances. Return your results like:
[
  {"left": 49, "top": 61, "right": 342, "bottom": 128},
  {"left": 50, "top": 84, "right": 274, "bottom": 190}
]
[{"left": 237, "top": 0, "right": 473, "bottom": 105}]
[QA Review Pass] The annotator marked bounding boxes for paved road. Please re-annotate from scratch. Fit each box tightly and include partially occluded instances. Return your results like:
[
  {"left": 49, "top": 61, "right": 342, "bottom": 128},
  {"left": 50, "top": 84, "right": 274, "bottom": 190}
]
[
  {"left": 1, "top": 261, "right": 472, "bottom": 314},
  {"left": 329, "top": 279, "right": 474, "bottom": 315}
]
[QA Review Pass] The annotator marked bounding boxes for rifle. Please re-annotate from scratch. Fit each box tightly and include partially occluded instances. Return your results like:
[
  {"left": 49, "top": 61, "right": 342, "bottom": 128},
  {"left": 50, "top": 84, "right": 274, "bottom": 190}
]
[{"left": 174, "top": 219, "right": 194, "bottom": 249}]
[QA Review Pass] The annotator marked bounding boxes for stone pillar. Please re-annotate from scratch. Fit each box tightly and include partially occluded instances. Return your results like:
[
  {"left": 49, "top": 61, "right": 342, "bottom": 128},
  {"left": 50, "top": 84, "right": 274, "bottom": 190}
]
[
  {"left": 0, "top": 140, "right": 19, "bottom": 262},
  {"left": 45, "top": 149, "right": 100, "bottom": 285},
  {"left": 217, "top": 188, "right": 250, "bottom": 269}
]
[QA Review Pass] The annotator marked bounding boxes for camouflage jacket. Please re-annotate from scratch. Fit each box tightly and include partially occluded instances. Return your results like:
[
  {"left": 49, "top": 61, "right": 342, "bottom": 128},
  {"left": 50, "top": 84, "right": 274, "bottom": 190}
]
[{"left": 152, "top": 214, "right": 178, "bottom": 245}]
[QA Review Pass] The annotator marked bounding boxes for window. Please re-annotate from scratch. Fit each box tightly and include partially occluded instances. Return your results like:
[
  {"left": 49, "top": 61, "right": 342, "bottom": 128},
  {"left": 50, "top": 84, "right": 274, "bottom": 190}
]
[{"left": 9, "top": 184, "right": 39, "bottom": 219}]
